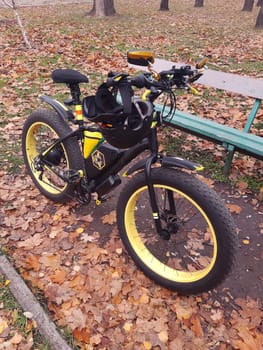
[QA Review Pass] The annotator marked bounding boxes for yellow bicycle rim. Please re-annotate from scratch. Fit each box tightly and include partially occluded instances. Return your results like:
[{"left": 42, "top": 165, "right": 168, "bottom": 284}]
[
  {"left": 25, "top": 122, "right": 68, "bottom": 194},
  {"left": 124, "top": 184, "right": 218, "bottom": 283}
]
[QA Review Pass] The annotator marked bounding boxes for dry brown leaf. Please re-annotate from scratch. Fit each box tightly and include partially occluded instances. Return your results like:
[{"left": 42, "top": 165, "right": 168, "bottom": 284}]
[
  {"left": 25, "top": 255, "right": 40, "bottom": 271},
  {"left": 210, "top": 309, "right": 224, "bottom": 323},
  {"left": 39, "top": 254, "right": 61, "bottom": 269},
  {"left": 79, "top": 214, "right": 94, "bottom": 223},
  {"left": 73, "top": 327, "right": 90, "bottom": 343},
  {"left": 17, "top": 233, "right": 44, "bottom": 249},
  {"left": 50, "top": 269, "right": 67, "bottom": 284},
  {"left": 173, "top": 300, "right": 194, "bottom": 321},
  {"left": 191, "top": 314, "right": 204, "bottom": 337},
  {"left": 226, "top": 203, "right": 242, "bottom": 214},
  {"left": 102, "top": 210, "right": 116, "bottom": 225}
]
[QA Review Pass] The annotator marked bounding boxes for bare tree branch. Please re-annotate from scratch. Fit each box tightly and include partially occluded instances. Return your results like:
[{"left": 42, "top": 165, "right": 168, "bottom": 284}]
[
  {"left": 1, "top": 0, "right": 32, "bottom": 49},
  {"left": 2, "top": 0, "right": 13, "bottom": 8}
]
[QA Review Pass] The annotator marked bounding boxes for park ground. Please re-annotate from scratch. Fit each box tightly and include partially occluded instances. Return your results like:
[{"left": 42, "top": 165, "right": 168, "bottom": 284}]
[{"left": 0, "top": 0, "right": 263, "bottom": 349}]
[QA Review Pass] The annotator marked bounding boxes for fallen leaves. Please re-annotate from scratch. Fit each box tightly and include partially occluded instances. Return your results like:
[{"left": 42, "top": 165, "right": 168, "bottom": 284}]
[
  {"left": 50, "top": 269, "right": 67, "bottom": 284},
  {"left": 102, "top": 210, "right": 116, "bottom": 225},
  {"left": 226, "top": 203, "right": 242, "bottom": 214},
  {"left": 0, "top": 318, "right": 9, "bottom": 334},
  {"left": 0, "top": 163, "right": 262, "bottom": 349}
]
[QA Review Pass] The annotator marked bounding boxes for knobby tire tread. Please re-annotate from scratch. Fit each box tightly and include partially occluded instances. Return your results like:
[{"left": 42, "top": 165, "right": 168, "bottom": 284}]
[{"left": 117, "top": 168, "right": 237, "bottom": 294}]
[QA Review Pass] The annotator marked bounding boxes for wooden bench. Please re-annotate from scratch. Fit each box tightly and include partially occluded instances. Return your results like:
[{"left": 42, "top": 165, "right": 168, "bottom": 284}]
[{"left": 130, "top": 58, "right": 263, "bottom": 175}]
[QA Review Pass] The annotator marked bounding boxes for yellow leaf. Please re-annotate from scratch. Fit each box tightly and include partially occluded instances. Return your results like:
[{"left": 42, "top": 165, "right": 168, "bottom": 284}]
[
  {"left": 52, "top": 214, "right": 60, "bottom": 221},
  {"left": 0, "top": 318, "right": 8, "bottom": 334},
  {"left": 139, "top": 293, "right": 149, "bottom": 304},
  {"left": 12, "top": 309, "right": 18, "bottom": 323},
  {"left": 242, "top": 239, "right": 250, "bottom": 245},
  {"left": 158, "top": 330, "right": 168, "bottom": 343},
  {"left": 123, "top": 322, "right": 133, "bottom": 332},
  {"left": 143, "top": 341, "right": 152, "bottom": 350},
  {"left": 76, "top": 227, "right": 84, "bottom": 234},
  {"left": 10, "top": 333, "right": 23, "bottom": 344}
]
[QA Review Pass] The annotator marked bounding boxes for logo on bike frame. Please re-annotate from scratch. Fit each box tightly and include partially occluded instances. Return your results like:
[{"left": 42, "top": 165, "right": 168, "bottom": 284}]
[{"left": 91, "top": 150, "right": 105, "bottom": 170}]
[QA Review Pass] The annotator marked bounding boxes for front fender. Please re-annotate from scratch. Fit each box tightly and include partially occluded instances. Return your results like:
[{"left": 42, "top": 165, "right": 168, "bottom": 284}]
[
  {"left": 40, "top": 95, "right": 75, "bottom": 121},
  {"left": 125, "top": 156, "right": 203, "bottom": 176},
  {"left": 161, "top": 156, "right": 204, "bottom": 171}
]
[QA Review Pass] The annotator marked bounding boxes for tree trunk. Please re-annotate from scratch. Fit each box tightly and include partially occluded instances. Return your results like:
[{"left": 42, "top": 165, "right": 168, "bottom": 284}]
[
  {"left": 87, "top": 0, "right": 95, "bottom": 16},
  {"left": 95, "top": 0, "right": 105, "bottom": 17},
  {"left": 86, "top": 0, "right": 116, "bottom": 17},
  {"left": 194, "top": 0, "right": 204, "bottom": 7},
  {"left": 160, "top": 0, "right": 169, "bottom": 11},
  {"left": 105, "top": 0, "right": 116, "bottom": 15},
  {"left": 255, "top": 4, "right": 263, "bottom": 27},
  {"left": 242, "top": 0, "right": 254, "bottom": 11}
]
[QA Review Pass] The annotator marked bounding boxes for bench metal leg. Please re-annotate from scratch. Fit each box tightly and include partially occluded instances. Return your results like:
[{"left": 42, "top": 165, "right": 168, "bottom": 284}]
[
  {"left": 223, "top": 99, "right": 261, "bottom": 176},
  {"left": 243, "top": 99, "right": 261, "bottom": 132},
  {"left": 223, "top": 145, "right": 235, "bottom": 176}
]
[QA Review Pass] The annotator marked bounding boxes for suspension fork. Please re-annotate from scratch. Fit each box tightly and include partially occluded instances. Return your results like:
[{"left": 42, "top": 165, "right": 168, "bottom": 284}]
[{"left": 145, "top": 127, "right": 170, "bottom": 239}]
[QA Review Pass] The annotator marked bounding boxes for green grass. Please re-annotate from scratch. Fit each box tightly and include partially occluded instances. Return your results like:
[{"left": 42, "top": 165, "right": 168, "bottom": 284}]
[
  {"left": 0, "top": 136, "right": 23, "bottom": 174},
  {"left": 0, "top": 275, "right": 51, "bottom": 350},
  {"left": 0, "top": 272, "right": 80, "bottom": 350},
  {"left": 162, "top": 126, "right": 262, "bottom": 191}
]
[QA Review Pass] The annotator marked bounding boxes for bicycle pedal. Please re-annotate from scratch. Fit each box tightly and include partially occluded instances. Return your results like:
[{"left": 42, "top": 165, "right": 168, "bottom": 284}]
[
  {"left": 95, "top": 195, "right": 109, "bottom": 205},
  {"left": 66, "top": 170, "right": 83, "bottom": 183}
]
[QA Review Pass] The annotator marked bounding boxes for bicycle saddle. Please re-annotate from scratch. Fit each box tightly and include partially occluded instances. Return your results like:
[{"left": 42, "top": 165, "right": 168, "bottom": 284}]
[{"left": 52, "top": 69, "right": 89, "bottom": 85}]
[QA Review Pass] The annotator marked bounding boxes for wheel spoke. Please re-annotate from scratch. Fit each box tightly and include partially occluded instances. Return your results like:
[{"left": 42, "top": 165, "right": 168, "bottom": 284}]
[{"left": 22, "top": 109, "right": 83, "bottom": 202}]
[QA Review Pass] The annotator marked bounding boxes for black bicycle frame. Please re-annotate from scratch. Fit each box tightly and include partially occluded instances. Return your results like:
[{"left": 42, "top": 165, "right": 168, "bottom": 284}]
[{"left": 39, "top": 123, "right": 176, "bottom": 237}]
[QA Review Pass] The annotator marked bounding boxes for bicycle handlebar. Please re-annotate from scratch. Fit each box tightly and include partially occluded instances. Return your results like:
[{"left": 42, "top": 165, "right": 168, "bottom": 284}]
[{"left": 106, "top": 63, "right": 204, "bottom": 93}]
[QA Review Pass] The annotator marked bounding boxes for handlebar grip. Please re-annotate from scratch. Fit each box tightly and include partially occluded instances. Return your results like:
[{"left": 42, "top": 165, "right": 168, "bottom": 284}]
[
  {"left": 106, "top": 77, "right": 115, "bottom": 87},
  {"left": 107, "top": 70, "right": 118, "bottom": 78},
  {"left": 130, "top": 75, "right": 146, "bottom": 88},
  {"left": 106, "top": 72, "right": 130, "bottom": 87}
]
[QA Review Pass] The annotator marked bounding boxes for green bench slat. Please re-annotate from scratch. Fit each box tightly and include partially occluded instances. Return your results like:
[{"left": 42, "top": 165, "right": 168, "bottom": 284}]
[{"left": 155, "top": 105, "right": 263, "bottom": 160}]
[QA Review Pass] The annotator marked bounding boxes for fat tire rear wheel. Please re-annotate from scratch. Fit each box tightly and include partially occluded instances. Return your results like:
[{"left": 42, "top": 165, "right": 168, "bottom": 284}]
[
  {"left": 22, "top": 108, "right": 84, "bottom": 203},
  {"left": 117, "top": 168, "right": 236, "bottom": 294}
]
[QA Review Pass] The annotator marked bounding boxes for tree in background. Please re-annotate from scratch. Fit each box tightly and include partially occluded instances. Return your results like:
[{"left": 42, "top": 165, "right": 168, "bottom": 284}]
[
  {"left": 1, "top": 0, "right": 31, "bottom": 48},
  {"left": 194, "top": 0, "right": 204, "bottom": 7},
  {"left": 255, "top": 2, "right": 263, "bottom": 27},
  {"left": 257, "top": 0, "right": 263, "bottom": 5},
  {"left": 87, "top": 0, "right": 116, "bottom": 17},
  {"left": 160, "top": 0, "right": 169, "bottom": 11},
  {"left": 242, "top": 0, "right": 254, "bottom": 11}
]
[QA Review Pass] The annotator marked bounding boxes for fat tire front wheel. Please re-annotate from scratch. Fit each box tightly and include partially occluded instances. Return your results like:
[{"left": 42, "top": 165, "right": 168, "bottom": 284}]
[
  {"left": 117, "top": 168, "right": 236, "bottom": 294},
  {"left": 22, "top": 108, "right": 83, "bottom": 203}
]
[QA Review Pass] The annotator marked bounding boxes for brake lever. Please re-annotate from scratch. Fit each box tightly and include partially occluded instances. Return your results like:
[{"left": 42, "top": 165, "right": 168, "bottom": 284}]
[{"left": 188, "top": 85, "right": 200, "bottom": 95}]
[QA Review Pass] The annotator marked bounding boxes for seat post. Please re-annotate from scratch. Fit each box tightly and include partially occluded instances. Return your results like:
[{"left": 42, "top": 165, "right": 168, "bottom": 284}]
[{"left": 67, "top": 83, "right": 81, "bottom": 105}]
